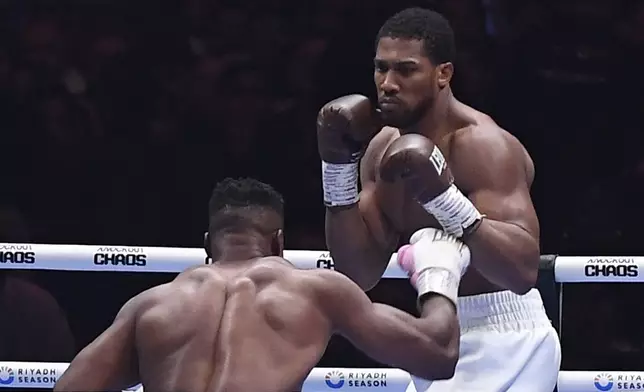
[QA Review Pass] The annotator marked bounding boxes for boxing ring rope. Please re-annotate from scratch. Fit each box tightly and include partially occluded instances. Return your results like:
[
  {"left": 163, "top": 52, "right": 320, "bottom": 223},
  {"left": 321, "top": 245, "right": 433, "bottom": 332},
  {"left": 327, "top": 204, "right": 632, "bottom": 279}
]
[{"left": 0, "top": 243, "right": 642, "bottom": 391}]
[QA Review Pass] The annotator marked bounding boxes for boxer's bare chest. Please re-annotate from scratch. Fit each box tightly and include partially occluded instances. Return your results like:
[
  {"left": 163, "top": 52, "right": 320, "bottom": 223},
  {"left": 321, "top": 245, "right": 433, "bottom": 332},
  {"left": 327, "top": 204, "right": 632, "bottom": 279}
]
[
  {"left": 371, "top": 132, "right": 499, "bottom": 296},
  {"left": 372, "top": 133, "right": 451, "bottom": 238},
  {"left": 375, "top": 176, "right": 439, "bottom": 239}
]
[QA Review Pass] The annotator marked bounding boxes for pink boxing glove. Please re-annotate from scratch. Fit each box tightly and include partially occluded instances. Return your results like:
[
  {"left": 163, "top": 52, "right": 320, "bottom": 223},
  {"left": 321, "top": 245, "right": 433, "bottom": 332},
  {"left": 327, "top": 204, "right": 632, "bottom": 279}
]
[
  {"left": 397, "top": 228, "right": 471, "bottom": 306},
  {"left": 397, "top": 244, "right": 418, "bottom": 285}
]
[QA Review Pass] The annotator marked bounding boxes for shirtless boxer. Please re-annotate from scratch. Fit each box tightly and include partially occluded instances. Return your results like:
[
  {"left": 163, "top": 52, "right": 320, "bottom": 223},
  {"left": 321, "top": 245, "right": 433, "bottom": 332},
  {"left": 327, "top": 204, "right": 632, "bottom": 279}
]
[
  {"left": 54, "top": 177, "right": 472, "bottom": 392},
  {"left": 318, "top": 7, "right": 561, "bottom": 392}
]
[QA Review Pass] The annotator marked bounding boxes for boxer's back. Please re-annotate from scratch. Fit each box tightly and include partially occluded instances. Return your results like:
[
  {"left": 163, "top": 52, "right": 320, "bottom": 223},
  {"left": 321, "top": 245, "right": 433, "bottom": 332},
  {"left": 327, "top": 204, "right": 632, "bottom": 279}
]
[{"left": 135, "top": 257, "right": 331, "bottom": 392}]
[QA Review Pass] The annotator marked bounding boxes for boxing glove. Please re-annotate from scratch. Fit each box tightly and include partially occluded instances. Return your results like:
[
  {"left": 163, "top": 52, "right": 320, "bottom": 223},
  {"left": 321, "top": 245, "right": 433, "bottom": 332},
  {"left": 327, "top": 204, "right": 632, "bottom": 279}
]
[
  {"left": 317, "top": 94, "right": 380, "bottom": 207},
  {"left": 380, "top": 134, "right": 483, "bottom": 238},
  {"left": 397, "top": 228, "right": 471, "bottom": 307}
]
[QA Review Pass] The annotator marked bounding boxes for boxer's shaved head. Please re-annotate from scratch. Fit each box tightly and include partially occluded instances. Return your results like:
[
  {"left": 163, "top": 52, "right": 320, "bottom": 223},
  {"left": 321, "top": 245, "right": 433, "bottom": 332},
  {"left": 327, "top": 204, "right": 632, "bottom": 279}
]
[
  {"left": 375, "top": 7, "right": 455, "bottom": 65},
  {"left": 208, "top": 177, "right": 284, "bottom": 258}
]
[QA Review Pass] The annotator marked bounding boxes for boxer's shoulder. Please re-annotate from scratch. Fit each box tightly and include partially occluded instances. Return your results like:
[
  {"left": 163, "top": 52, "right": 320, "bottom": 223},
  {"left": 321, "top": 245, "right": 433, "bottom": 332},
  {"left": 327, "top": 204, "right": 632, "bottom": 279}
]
[
  {"left": 112, "top": 283, "right": 172, "bottom": 323},
  {"left": 449, "top": 116, "right": 527, "bottom": 160},
  {"left": 295, "top": 268, "right": 360, "bottom": 304},
  {"left": 134, "top": 268, "right": 228, "bottom": 322},
  {"left": 131, "top": 266, "right": 226, "bottom": 307},
  {"left": 449, "top": 116, "right": 534, "bottom": 188}
]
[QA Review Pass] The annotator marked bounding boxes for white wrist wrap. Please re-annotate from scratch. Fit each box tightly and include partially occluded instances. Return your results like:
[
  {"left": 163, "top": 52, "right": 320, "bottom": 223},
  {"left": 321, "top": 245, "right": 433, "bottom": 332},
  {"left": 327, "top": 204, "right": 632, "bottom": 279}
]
[
  {"left": 421, "top": 184, "right": 482, "bottom": 238},
  {"left": 416, "top": 268, "right": 460, "bottom": 306},
  {"left": 322, "top": 161, "right": 359, "bottom": 207}
]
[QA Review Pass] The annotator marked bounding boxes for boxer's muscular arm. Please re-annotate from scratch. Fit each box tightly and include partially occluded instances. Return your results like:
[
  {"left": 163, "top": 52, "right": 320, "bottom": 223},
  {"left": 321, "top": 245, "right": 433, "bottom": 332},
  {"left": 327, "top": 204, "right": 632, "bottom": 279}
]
[
  {"left": 451, "top": 126, "right": 540, "bottom": 294},
  {"left": 312, "top": 270, "right": 458, "bottom": 380},
  {"left": 54, "top": 295, "right": 143, "bottom": 392},
  {"left": 325, "top": 128, "right": 399, "bottom": 290}
]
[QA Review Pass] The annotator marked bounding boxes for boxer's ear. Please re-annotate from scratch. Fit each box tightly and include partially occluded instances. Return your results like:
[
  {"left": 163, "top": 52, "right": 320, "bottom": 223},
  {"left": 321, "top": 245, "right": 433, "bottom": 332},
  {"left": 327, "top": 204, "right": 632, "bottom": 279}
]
[
  {"left": 436, "top": 62, "right": 453, "bottom": 88},
  {"left": 204, "top": 232, "right": 212, "bottom": 261},
  {"left": 271, "top": 229, "right": 284, "bottom": 258}
]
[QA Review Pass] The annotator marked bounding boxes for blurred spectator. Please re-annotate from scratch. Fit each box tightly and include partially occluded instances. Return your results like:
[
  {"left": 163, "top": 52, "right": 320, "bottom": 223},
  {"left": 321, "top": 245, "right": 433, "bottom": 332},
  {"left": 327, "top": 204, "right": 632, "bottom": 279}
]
[{"left": 0, "top": 207, "right": 75, "bottom": 362}]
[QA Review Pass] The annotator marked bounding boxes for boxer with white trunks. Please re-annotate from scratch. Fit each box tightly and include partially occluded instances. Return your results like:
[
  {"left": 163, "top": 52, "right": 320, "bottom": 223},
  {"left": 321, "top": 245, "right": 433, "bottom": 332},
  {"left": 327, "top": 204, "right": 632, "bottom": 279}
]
[
  {"left": 317, "top": 7, "right": 561, "bottom": 391},
  {"left": 55, "top": 177, "right": 471, "bottom": 392}
]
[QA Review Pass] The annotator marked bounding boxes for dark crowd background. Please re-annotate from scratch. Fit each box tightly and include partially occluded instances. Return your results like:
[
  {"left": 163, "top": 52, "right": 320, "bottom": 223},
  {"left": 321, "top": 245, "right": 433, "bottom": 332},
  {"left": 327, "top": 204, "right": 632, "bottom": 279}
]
[{"left": 1, "top": 0, "right": 643, "bottom": 385}]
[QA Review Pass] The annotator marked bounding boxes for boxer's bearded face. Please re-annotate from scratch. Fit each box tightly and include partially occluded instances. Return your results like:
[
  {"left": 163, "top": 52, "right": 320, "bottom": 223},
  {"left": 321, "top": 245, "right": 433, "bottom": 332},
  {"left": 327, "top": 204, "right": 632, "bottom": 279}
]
[{"left": 374, "top": 37, "right": 437, "bottom": 129}]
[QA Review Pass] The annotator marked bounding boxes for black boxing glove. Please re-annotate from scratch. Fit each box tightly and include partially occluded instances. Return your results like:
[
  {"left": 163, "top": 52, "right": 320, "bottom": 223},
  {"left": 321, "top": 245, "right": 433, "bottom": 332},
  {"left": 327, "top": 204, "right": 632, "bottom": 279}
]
[
  {"left": 380, "top": 134, "right": 483, "bottom": 238},
  {"left": 317, "top": 94, "right": 380, "bottom": 207}
]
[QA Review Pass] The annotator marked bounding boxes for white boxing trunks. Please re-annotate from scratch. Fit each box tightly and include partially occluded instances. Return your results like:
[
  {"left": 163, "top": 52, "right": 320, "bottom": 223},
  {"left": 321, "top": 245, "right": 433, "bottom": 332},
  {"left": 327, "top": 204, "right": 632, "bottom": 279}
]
[{"left": 411, "top": 289, "right": 561, "bottom": 392}]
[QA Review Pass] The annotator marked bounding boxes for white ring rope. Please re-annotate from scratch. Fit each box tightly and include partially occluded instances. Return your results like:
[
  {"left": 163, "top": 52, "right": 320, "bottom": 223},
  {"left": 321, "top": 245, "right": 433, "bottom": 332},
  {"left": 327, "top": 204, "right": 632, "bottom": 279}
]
[
  {"left": 1, "top": 243, "right": 644, "bottom": 282},
  {"left": 0, "top": 361, "right": 639, "bottom": 391}
]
